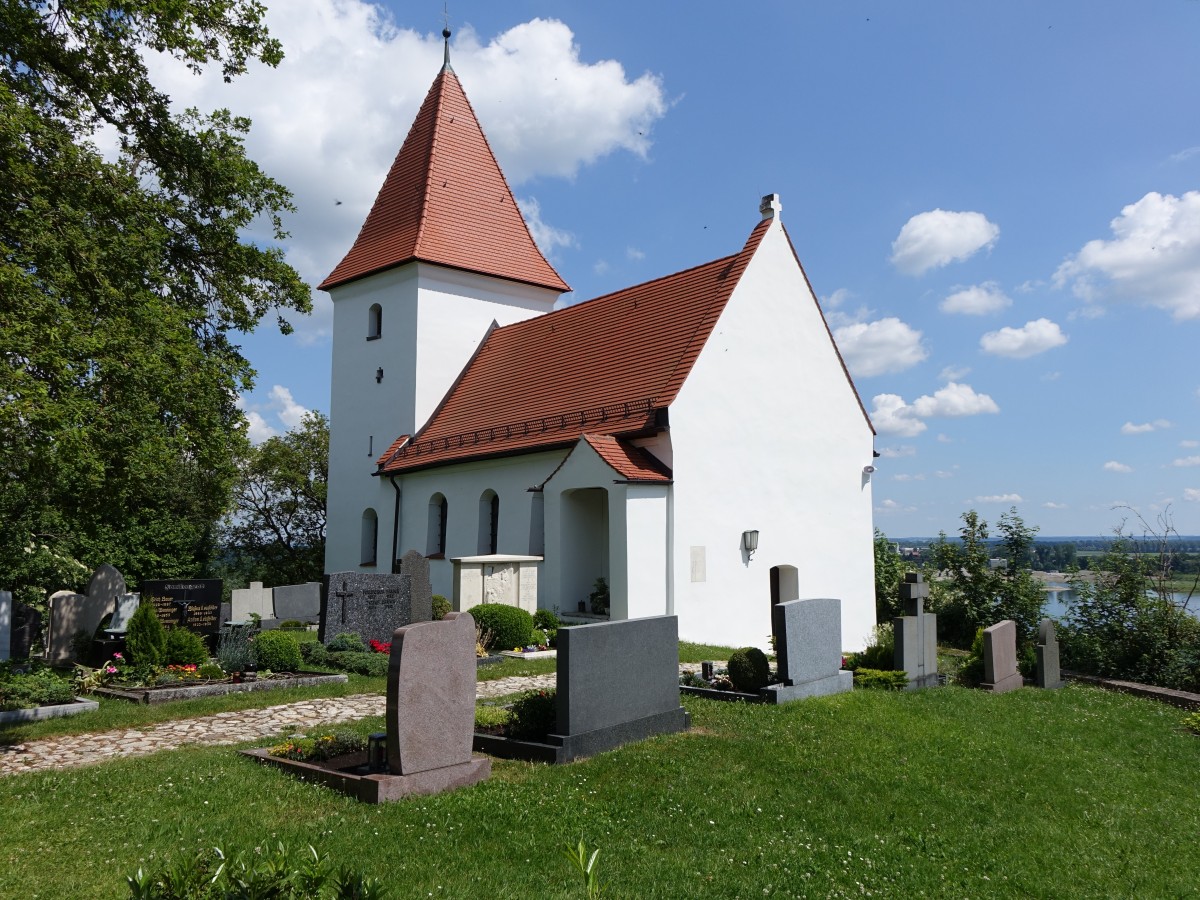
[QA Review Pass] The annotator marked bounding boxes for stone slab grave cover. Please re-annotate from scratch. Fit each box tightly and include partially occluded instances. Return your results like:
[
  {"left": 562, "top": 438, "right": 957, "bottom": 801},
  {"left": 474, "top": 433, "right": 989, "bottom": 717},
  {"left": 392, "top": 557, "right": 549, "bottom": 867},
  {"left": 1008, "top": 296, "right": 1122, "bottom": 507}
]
[
  {"left": 46, "top": 565, "right": 126, "bottom": 663},
  {"left": 230, "top": 582, "right": 274, "bottom": 622},
  {"left": 451, "top": 555, "right": 540, "bottom": 614},
  {"left": 399, "top": 550, "right": 434, "bottom": 624},
  {"left": 981, "top": 619, "right": 1024, "bottom": 693},
  {"left": 243, "top": 611, "right": 489, "bottom": 803},
  {"left": 1035, "top": 617, "right": 1063, "bottom": 689},
  {"left": 474, "top": 615, "right": 690, "bottom": 763},
  {"left": 764, "top": 598, "right": 853, "bottom": 703},
  {"left": 141, "top": 579, "right": 223, "bottom": 635},
  {"left": 322, "top": 572, "right": 411, "bottom": 646},
  {"left": 894, "top": 572, "right": 938, "bottom": 689},
  {"left": 0, "top": 590, "right": 10, "bottom": 663},
  {"left": 272, "top": 582, "right": 321, "bottom": 621}
]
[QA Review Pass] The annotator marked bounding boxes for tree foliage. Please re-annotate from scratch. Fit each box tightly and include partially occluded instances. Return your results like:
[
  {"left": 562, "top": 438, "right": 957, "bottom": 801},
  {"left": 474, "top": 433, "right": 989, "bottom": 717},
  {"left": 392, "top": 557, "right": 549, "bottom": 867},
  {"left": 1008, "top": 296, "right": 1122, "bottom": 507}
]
[
  {"left": 0, "top": 1, "right": 310, "bottom": 598},
  {"left": 873, "top": 529, "right": 904, "bottom": 623},
  {"left": 931, "top": 508, "right": 1043, "bottom": 648},
  {"left": 220, "top": 412, "right": 327, "bottom": 587}
]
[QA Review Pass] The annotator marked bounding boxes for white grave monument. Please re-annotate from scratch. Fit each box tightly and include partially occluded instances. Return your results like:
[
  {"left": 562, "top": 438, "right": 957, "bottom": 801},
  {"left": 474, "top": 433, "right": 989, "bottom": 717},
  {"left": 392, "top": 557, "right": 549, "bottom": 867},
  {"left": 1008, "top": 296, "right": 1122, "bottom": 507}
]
[{"left": 451, "top": 555, "right": 541, "bottom": 615}]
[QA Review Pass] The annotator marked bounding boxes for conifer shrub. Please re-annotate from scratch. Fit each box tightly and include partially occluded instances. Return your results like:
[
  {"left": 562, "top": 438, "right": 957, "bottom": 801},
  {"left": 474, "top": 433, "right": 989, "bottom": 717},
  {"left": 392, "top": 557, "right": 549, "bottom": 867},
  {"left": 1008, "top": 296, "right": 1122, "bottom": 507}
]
[
  {"left": 326, "top": 632, "right": 367, "bottom": 653},
  {"left": 727, "top": 646, "right": 770, "bottom": 693},
  {"left": 853, "top": 668, "right": 909, "bottom": 690},
  {"left": 164, "top": 628, "right": 209, "bottom": 666},
  {"left": 300, "top": 640, "right": 332, "bottom": 669},
  {"left": 431, "top": 596, "right": 451, "bottom": 620},
  {"left": 253, "top": 631, "right": 303, "bottom": 672},
  {"left": 328, "top": 651, "right": 389, "bottom": 677},
  {"left": 125, "top": 603, "right": 167, "bottom": 668},
  {"left": 470, "top": 604, "right": 534, "bottom": 651},
  {"left": 507, "top": 688, "right": 558, "bottom": 740}
]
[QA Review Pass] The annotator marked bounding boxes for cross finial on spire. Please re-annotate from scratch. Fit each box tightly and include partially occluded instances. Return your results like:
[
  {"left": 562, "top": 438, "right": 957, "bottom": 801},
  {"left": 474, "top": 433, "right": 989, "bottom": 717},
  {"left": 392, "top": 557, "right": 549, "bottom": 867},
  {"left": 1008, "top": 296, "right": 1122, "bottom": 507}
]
[{"left": 442, "top": 5, "right": 452, "bottom": 71}]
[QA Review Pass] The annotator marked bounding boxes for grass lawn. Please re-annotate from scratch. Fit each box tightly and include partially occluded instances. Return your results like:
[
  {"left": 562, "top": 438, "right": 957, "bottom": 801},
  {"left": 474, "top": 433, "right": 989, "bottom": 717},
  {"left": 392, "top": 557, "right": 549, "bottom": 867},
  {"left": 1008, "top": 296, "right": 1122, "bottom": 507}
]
[{"left": 2, "top": 682, "right": 1198, "bottom": 898}]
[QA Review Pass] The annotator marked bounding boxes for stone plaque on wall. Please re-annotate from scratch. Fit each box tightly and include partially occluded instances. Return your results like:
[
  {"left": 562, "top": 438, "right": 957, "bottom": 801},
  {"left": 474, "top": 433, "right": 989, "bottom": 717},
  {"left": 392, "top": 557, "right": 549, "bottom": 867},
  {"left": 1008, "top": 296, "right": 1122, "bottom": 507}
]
[
  {"left": 140, "top": 579, "right": 223, "bottom": 634},
  {"left": 324, "top": 572, "right": 412, "bottom": 646}
]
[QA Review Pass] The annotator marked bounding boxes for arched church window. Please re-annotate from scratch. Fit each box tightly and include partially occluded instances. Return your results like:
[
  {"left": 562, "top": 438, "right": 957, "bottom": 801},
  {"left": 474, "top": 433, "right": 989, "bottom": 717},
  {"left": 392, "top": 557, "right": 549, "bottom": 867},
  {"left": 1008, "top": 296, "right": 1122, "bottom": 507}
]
[
  {"left": 427, "top": 494, "right": 448, "bottom": 557},
  {"left": 367, "top": 304, "right": 382, "bottom": 340},
  {"left": 360, "top": 508, "right": 378, "bottom": 566},
  {"left": 478, "top": 490, "right": 499, "bottom": 555}
]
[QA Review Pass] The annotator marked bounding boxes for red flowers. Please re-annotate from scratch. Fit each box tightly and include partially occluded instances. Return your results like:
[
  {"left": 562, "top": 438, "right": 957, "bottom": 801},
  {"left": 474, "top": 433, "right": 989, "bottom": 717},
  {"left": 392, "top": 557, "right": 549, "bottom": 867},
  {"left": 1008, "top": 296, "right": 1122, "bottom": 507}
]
[{"left": 368, "top": 639, "right": 391, "bottom": 654}]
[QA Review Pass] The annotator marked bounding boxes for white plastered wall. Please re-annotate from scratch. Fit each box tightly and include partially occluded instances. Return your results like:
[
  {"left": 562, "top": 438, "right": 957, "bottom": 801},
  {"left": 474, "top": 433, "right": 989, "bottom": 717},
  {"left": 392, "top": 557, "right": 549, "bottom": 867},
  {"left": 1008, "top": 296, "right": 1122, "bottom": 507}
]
[
  {"left": 668, "top": 214, "right": 876, "bottom": 651},
  {"left": 324, "top": 262, "right": 559, "bottom": 575}
]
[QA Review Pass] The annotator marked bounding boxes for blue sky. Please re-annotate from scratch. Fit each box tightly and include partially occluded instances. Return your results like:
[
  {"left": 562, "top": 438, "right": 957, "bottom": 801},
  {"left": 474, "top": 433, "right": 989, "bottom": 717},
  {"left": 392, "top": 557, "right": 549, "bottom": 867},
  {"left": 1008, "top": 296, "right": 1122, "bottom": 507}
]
[{"left": 148, "top": 1, "right": 1200, "bottom": 537}]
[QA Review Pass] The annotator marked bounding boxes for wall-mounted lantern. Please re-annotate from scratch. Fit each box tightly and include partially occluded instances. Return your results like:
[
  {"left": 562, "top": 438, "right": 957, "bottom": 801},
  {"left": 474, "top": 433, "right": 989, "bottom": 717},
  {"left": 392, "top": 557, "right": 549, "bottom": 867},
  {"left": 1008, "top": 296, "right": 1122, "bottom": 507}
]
[
  {"left": 375, "top": 367, "right": 384, "bottom": 383},
  {"left": 742, "top": 529, "right": 759, "bottom": 559}
]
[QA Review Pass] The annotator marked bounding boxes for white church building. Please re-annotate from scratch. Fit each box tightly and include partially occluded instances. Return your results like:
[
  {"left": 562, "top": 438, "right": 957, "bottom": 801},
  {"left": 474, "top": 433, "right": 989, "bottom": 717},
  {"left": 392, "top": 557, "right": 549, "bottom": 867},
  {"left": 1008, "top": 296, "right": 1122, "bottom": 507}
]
[{"left": 321, "top": 49, "right": 877, "bottom": 651}]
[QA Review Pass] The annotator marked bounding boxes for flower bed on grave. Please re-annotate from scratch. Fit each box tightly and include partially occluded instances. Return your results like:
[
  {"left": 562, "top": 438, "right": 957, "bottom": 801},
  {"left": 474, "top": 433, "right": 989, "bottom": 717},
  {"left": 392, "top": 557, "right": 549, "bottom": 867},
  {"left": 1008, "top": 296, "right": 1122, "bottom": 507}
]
[
  {"left": 678, "top": 649, "right": 777, "bottom": 703},
  {"left": 0, "top": 664, "right": 99, "bottom": 724}
]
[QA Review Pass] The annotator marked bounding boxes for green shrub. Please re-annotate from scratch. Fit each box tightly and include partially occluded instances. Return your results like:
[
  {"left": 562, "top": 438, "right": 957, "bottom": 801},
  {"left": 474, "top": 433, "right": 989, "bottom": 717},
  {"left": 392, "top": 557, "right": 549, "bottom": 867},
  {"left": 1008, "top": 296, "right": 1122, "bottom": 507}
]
[
  {"left": 533, "top": 609, "right": 560, "bottom": 631},
  {"left": 0, "top": 668, "right": 76, "bottom": 711},
  {"left": 164, "top": 628, "right": 209, "bottom": 666},
  {"left": 471, "top": 604, "right": 534, "bottom": 651},
  {"left": 269, "top": 729, "right": 366, "bottom": 762},
  {"left": 216, "top": 626, "right": 256, "bottom": 673},
  {"left": 854, "top": 668, "right": 909, "bottom": 690},
  {"left": 854, "top": 622, "right": 896, "bottom": 671},
  {"left": 300, "top": 641, "right": 332, "bottom": 669},
  {"left": 253, "top": 631, "right": 303, "bottom": 672},
  {"left": 197, "top": 662, "right": 225, "bottom": 680},
  {"left": 431, "top": 596, "right": 451, "bottom": 620},
  {"left": 326, "top": 632, "right": 367, "bottom": 653},
  {"left": 507, "top": 688, "right": 557, "bottom": 740},
  {"left": 956, "top": 628, "right": 986, "bottom": 687},
  {"left": 727, "top": 647, "right": 770, "bottom": 693},
  {"left": 1183, "top": 711, "right": 1200, "bottom": 736},
  {"left": 125, "top": 603, "right": 167, "bottom": 668},
  {"left": 328, "top": 651, "right": 389, "bottom": 677}
]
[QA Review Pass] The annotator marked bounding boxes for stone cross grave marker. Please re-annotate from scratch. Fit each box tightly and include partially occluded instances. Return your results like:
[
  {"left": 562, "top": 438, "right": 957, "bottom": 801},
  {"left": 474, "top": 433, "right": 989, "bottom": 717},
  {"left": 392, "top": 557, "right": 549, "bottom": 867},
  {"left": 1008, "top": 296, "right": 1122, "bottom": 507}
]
[
  {"left": 323, "top": 572, "right": 411, "bottom": 646},
  {"left": 1035, "top": 617, "right": 1063, "bottom": 689},
  {"left": 894, "top": 572, "right": 938, "bottom": 688},
  {"left": 763, "top": 598, "right": 853, "bottom": 703},
  {"left": 400, "top": 550, "right": 434, "bottom": 623},
  {"left": 0, "top": 590, "right": 10, "bottom": 663},
  {"left": 981, "top": 619, "right": 1024, "bottom": 693},
  {"left": 273, "top": 582, "right": 321, "bottom": 621},
  {"left": 230, "top": 582, "right": 274, "bottom": 622}
]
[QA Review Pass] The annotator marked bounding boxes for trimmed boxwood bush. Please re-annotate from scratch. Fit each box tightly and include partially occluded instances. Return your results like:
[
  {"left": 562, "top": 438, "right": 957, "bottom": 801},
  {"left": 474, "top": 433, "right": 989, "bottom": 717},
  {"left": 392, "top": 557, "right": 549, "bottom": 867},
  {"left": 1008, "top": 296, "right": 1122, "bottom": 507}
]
[
  {"left": 126, "top": 602, "right": 167, "bottom": 668},
  {"left": 253, "top": 631, "right": 303, "bottom": 672},
  {"left": 164, "top": 628, "right": 209, "bottom": 666},
  {"left": 431, "top": 595, "right": 451, "bottom": 621},
  {"left": 507, "top": 688, "right": 557, "bottom": 740},
  {"left": 471, "top": 604, "right": 534, "bottom": 651},
  {"left": 727, "top": 646, "right": 770, "bottom": 693},
  {"left": 325, "top": 632, "right": 367, "bottom": 653}
]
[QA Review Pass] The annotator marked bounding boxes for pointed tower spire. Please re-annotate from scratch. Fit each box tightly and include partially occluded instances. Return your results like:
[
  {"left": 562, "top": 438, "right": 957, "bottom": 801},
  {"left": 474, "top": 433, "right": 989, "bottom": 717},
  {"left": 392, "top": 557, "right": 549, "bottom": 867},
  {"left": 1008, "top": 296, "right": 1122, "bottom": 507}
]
[
  {"left": 320, "top": 63, "right": 570, "bottom": 293},
  {"left": 442, "top": 26, "right": 452, "bottom": 71}
]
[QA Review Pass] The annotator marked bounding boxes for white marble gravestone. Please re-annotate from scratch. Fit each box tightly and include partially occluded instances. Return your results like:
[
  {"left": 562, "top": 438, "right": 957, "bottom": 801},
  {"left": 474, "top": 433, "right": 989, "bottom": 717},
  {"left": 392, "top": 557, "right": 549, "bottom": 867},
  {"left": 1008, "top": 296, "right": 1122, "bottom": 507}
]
[
  {"left": 231, "top": 581, "right": 274, "bottom": 622},
  {"left": 451, "top": 555, "right": 541, "bottom": 614}
]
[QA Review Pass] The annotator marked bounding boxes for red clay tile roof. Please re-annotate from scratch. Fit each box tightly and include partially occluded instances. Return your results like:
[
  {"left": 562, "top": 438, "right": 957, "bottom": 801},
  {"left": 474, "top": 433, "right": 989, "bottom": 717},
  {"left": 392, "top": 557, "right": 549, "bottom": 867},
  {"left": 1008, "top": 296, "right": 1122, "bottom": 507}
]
[
  {"left": 581, "top": 435, "right": 672, "bottom": 483},
  {"left": 377, "top": 220, "right": 770, "bottom": 474},
  {"left": 319, "top": 67, "right": 570, "bottom": 293}
]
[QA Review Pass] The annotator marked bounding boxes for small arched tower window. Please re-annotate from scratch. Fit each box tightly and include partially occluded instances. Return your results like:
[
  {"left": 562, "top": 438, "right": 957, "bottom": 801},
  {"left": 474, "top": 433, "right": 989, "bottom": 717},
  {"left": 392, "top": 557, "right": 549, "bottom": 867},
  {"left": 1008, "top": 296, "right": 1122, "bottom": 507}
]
[
  {"left": 478, "top": 490, "right": 499, "bottom": 555},
  {"left": 427, "top": 494, "right": 448, "bottom": 557},
  {"left": 360, "top": 508, "right": 378, "bottom": 565},
  {"left": 367, "top": 303, "right": 382, "bottom": 340}
]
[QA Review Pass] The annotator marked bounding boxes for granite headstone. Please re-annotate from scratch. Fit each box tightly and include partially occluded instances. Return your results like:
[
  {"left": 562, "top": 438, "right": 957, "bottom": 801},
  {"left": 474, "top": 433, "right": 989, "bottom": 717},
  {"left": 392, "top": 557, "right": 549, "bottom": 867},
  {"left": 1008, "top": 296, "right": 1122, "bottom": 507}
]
[
  {"left": 10, "top": 602, "right": 42, "bottom": 660},
  {"left": 981, "top": 619, "right": 1024, "bottom": 693},
  {"left": 400, "top": 550, "right": 434, "bottom": 623},
  {"left": 273, "top": 582, "right": 321, "bottom": 620},
  {"left": 140, "top": 579, "right": 223, "bottom": 635},
  {"left": 763, "top": 598, "right": 853, "bottom": 702},
  {"left": 323, "top": 572, "right": 411, "bottom": 646},
  {"left": 46, "top": 589, "right": 114, "bottom": 663},
  {"left": 1035, "top": 617, "right": 1063, "bottom": 689},
  {"left": 105, "top": 593, "right": 140, "bottom": 636},
  {"left": 0, "top": 590, "right": 10, "bottom": 663},
  {"left": 87, "top": 564, "right": 127, "bottom": 608}
]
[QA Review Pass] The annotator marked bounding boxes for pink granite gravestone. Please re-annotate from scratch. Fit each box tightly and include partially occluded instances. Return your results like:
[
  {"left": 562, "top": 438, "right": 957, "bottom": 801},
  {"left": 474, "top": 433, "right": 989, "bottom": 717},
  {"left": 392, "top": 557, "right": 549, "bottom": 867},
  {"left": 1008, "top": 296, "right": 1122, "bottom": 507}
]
[{"left": 981, "top": 619, "right": 1024, "bottom": 693}]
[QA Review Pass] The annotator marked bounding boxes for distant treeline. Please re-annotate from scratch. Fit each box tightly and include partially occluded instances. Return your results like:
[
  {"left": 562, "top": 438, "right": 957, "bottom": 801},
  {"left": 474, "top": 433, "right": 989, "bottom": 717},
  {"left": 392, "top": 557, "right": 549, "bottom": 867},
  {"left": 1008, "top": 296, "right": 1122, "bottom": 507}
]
[{"left": 893, "top": 538, "right": 1200, "bottom": 573}]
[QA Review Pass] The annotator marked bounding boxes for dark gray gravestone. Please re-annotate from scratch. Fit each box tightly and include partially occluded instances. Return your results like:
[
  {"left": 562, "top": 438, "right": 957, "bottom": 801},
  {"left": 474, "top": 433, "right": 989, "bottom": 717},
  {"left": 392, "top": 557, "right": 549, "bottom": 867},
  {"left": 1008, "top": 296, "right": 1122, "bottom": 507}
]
[
  {"left": 552, "top": 615, "right": 689, "bottom": 760},
  {"left": 273, "top": 582, "right": 321, "bottom": 620},
  {"left": 324, "top": 572, "right": 411, "bottom": 646},
  {"left": 400, "top": 550, "right": 433, "bottom": 623},
  {"left": 0, "top": 590, "right": 10, "bottom": 663},
  {"left": 763, "top": 598, "right": 852, "bottom": 703},
  {"left": 140, "top": 579, "right": 223, "bottom": 635},
  {"left": 894, "top": 572, "right": 938, "bottom": 689},
  {"left": 1035, "top": 617, "right": 1063, "bottom": 689},
  {"left": 10, "top": 602, "right": 42, "bottom": 660}
]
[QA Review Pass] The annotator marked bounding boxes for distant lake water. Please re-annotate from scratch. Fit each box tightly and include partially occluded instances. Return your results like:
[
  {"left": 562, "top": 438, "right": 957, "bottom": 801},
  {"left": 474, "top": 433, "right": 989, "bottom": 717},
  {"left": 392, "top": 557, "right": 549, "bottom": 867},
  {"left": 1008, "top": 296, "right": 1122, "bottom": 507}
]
[{"left": 1041, "top": 584, "right": 1197, "bottom": 620}]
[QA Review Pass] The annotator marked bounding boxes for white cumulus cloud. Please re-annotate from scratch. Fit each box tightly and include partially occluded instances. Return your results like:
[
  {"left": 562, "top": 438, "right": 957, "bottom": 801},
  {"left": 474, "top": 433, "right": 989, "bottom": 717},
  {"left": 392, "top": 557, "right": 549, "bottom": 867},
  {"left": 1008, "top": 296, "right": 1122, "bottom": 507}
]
[
  {"left": 878, "top": 445, "right": 916, "bottom": 458},
  {"left": 1054, "top": 191, "right": 1200, "bottom": 320},
  {"left": 870, "top": 383, "right": 999, "bottom": 437},
  {"left": 1043, "top": 501, "right": 1068, "bottom": 509},
  {"left": 1172, "top": 456, "right": 1200, "bottom": 467},
  {"left": 940, "top": 282, "right": 1012, "bottom": 315},
  {"left": 980, "top": 318, "right": 1068, "bottom": 358},
  {"left": 1121, "top": 419, "right": 1171, "bottom": 435},
  {"left": 1182, "top": 440, "right": 1200, "bottom": 448},
  {"left": 516, "top": 196, "right": 576, "bottom": 258},
  {"left": 1104, "top": 461, "right": 1133, "bottom": 473},
  {"left": 975, "top": 493, "right": 1023, "bottom": 503},
  {"left": 890, "top": 209, "right": 1000, "bottom": 276},
  {"left": 1185, "top": 488, "right": 1200, "bottom": 502},
  {"left": 833, "top": 317, "right": 928, "bottom": 378}
]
